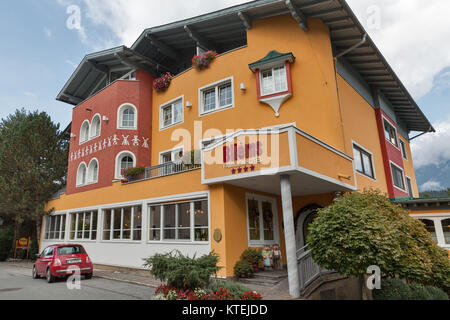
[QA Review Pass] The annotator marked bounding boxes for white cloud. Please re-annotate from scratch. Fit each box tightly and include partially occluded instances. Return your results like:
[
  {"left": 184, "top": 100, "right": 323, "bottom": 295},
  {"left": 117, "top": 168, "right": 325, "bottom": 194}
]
[
  {"left": 347, "top": 0, "right": 450, "bottom": 99},
  {"left": 24, "top": 92, "right": 38, "bottom": 99},
  {"left": 412, "top": 116, "right": 450, "bottom": 168},
  {"left": 419, "top": 180, "right": 442, "bottom": 192}
]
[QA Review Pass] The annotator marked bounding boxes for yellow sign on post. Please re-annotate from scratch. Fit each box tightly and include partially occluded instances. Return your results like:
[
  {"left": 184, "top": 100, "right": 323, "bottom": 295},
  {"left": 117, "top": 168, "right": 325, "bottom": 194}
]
[{"left": 14, "top": 237, "right": 31, "bottom": 259}]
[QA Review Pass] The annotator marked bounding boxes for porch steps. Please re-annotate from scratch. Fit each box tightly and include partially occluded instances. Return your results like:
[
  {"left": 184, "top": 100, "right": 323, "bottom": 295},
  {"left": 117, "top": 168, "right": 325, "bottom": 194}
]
[{"left": 239, "top": 270, "right": 288, "bottom": 287}]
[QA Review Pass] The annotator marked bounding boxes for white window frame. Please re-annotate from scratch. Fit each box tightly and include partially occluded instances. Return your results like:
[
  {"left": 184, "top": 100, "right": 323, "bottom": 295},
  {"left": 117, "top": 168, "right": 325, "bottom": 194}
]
[
  {"left": 69, "top": 211, "right": 98, "bottom": 241},
  {"left": 87, "top": 158, "right": 99, "bottom": 184},
  {"left": 148, "top": 199, "right": 209, "bottom": 243},
  {"left": 390, "top": 161, "right": 406, "bottom": 192},
  {"left": 117, "top": 103, "right": 138, "bottom": 130},
  {"left": 411, "top": 214, "right": 450, "bottom": 249},
  {"left": 406, "top": 176, "right": 414, "bottom": 198},
  {"left": 44, "top": 214, "right": 66, "bottom": 241},
  {"left": 245, "top": 193, "right": 280, "bottom": 247},
  {"left": 79, "top": 120, "right": 90, "bottom": 145},
  {"left": 115, "top": 151, "right": 136, "bottom": 179},
  {"left": 399, "top": 138, "right": 408, "bottom": 160},
  {"left": 159, "top": 146, "right": 184, "bottom": 165},
  {"left": 259, "top": 63, "right": 288, "bottom": 97},
  {"left": 90, "top": 114, "right": 102, "bottom": 139},
  {"left": 199, "top": 76, "right": 234, "bottom": 116},
  {"left": 101, "top": 205, "right": 143, "bottom": 242},
  {"left": 76, "top": 162, "right": 87, "bottom": 187},
  {"left": 352, "top": 141, "right": 376, "bottom": 181},
  {"left": 159, "top": 95, "right": 184, "bottom": 131},
  {"left": 382, "top": 115, "right": 400, "bottom": 149}
]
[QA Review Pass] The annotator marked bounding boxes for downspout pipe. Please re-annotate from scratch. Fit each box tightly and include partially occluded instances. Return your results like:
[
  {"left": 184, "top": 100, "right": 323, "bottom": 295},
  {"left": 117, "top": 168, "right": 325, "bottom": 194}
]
[{"left": 334, "top": 33, "right": 368, "bottom": 58}]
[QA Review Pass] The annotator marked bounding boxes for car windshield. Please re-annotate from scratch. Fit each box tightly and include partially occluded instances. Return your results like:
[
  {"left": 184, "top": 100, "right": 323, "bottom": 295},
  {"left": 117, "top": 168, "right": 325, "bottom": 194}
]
[{"left": 57, "top": 246, "right": 85, "bottom": 255}]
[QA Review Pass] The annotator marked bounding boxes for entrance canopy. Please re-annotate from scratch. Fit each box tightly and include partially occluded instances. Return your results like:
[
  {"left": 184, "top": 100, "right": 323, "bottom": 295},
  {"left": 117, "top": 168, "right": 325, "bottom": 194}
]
[{"left": 201, "top": 124, "right": 356, "bottom": 196}]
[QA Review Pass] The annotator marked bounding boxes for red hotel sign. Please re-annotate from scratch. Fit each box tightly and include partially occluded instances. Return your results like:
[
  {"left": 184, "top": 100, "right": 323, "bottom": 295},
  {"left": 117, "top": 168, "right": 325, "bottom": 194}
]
[{"left": 223, "top": 141, "right": 263, "bottom": 163}]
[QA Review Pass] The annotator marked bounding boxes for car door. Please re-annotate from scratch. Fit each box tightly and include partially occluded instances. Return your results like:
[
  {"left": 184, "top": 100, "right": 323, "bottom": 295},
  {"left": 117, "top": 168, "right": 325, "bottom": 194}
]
[
  {"left": 38, "top": 247, "right": 54, "bottom": 274},
  {"left": 35, "top": 247, "right": 49, "bottom": 274}
]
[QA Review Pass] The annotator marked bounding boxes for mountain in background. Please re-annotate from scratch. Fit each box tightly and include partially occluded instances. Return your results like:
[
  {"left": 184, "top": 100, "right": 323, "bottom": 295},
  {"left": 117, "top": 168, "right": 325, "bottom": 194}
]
[{"left": 415, "top": 159, "right": 450, "bottom": 194}]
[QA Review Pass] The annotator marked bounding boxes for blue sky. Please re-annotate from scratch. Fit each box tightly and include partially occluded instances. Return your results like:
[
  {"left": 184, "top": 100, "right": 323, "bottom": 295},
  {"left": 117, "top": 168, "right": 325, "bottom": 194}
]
[{"left": 0, "top": 0, "right": 449, "bottom": 189}]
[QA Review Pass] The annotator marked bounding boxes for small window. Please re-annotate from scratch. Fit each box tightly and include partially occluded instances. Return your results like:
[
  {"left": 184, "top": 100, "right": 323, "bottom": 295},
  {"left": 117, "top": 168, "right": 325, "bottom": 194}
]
[
  {"left": 80, "top": 121, "right": 90, "bottom": 144},
  {"left": 390, "top": 163, "right": 405, "bottom": 191},
  {"left": 399, "top": 139, "right": 408, "bottom": 160},
  {"left": 115, "top": 152, "right": 136, "bottom": 179},
  {"left": 383, "top": 119, "right": 398, "bottom": 147},
  {"left": 200, "top": 78, "right": 234, "bottom": 115},
  {"left": 87, "top": 159, "right": 99, "bottom": 183},
  {"left": 44, "top": 215, "right": 66, "bottom": 240},
  {"left": 76, "top": 162, "right": 87, "bottom": 186},
  {"left": 353, "top": 144, "right": 375, "bottom": 179},
  {"left": 260, "top": 65, "right": 288, "bottom": 96},
  {"left": 160, "top": 98, "right": 183, "bottom": 129},
  {"left": 69, "top": 211, "right": 98, "bottom": 240},
  {"left": 102, "top": 206, "right": 142, "bottom": 241},
  {"left": 117, "top": 104, "right": 137, "bottom": 129},
  {"left": 406, "top": 177, "right": 414, "bottom": 198},
  {"left": 90, "top": 115, "right": 101, "bottom": 139},
  {"left": 160, "top": 148, "right": 183, "bottom": 164}
]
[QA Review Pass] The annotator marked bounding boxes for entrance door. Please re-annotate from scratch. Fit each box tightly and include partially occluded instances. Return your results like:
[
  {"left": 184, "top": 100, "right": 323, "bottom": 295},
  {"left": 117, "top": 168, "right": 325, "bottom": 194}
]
[{"left": 246, "top": 194, "right": 280, "bottom": 247}]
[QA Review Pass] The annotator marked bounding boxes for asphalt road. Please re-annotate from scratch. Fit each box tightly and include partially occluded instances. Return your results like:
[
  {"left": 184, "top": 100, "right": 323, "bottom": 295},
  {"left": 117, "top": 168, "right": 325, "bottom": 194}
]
[{"left": 0, "top": 264, "right": 155, "bottom": 300}]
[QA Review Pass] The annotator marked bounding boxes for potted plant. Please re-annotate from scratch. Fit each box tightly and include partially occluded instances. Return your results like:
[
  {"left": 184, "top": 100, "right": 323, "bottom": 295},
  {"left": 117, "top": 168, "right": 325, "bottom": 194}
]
[
  {"left": 122, "top": 167, "right": 145, "bottom": 182},
  {"left": 153, "top": 72, "right": 173, "bottom": 92},
  {"left": 192, "top": 51, "right": 218, "bottom": 70}
]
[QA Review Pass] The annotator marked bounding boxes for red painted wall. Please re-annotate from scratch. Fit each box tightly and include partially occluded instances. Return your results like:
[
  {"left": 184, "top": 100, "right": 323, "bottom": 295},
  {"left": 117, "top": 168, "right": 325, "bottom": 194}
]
[
  {"left": 375, "top": 109, "right": 408, "bottom": 198},
  {"left": 66, "top": 70, "right": 153, "bottom": 195}
]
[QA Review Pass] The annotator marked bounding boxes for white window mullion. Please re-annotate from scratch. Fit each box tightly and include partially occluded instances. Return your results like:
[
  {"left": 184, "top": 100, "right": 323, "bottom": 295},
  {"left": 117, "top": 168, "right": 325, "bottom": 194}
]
[
  {"left": 190, "top": 202, "right": 195, "bottom": 242},
  {"left": 131, "top": 206, "right": 135, "bottom": 240},
  {"left": 82, "top": 212, "right": 86, "bottom": 240},
  {"left": 120, "top": 208, "right": 124, "bottom": 240},
  {"left": 110, "top": 209, "right": 114, "bottom": 241},
  {"left": 258, "top": 200, "right": 264, "bottom": 242},
  {"left": 434, "top": 218, "right": 446, "bottom": 246},
  {"left": 59, "top": 215, "right": 63, "bottom": 240},
  {"left": 161, "top": 205, "right": 165, "bottom": 241},
  {"left": 75, "top": 213, "right": 79, "bottom": 240},
  {"left": 175, "top": 204, "right": 179, "bottom": 240},
  {"left": 89, "top": 211, "right": 93, "bottom": 240}
]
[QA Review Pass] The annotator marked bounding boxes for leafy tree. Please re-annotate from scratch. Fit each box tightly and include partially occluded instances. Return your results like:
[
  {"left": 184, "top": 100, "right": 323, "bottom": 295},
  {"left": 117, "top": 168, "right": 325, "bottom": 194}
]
[
  {"left": 307, "top": 190, "right": 450, "bottom": 294},
  {"left": 0, "top": 109, "right": 68, "bottom": 253}
]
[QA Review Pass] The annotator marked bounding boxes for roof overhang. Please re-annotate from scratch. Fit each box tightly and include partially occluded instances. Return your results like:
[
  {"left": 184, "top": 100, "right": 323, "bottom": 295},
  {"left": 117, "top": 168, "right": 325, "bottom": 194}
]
[{"left": 56, "top": 46, "right": 160, "bottom": 106}]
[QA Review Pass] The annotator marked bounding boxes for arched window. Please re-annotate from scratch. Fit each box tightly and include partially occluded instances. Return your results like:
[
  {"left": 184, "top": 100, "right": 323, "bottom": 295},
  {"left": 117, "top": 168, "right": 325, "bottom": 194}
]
[
  {"left": 115, "top": 151, "right": 136, "bottom": 178},
  {"left": 87, "top": 158, "right": 99, "bottom": 183},
  {"left": 76, "top": 162, "right": 87, "bottom": 186},
  {"left": 117, "top": 103, "right": 137, "bottom": 129},
  {"left": 90, "top": 114, "right": 101, "bottom": 139},
  {"left": 80, "top": 121, "right": 90, "bottom": 144}
]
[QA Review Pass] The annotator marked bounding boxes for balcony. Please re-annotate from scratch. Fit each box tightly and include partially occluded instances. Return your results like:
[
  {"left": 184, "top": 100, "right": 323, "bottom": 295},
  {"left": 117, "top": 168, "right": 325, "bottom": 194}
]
[{"left": 122, "top": 161, "right": 201, "bottom": 184}]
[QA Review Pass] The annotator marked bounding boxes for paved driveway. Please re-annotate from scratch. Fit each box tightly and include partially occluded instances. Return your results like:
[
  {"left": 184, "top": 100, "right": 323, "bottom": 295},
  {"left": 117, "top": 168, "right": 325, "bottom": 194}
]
[{"left": 0, "top": 263, "right": 155, "bottom": 300}]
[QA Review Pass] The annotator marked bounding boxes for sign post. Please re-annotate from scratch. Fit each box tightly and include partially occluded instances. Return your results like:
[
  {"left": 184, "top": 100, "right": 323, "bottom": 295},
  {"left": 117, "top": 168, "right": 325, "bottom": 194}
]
[{"left": 14, "top": 237, "right": 31, "bottom": 259}]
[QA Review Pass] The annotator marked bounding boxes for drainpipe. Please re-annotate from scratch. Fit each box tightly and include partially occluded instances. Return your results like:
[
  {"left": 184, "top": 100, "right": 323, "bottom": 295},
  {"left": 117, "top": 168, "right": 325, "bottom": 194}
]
[{"left": 334, "top": 33, "right": 368, "bottom": 58}]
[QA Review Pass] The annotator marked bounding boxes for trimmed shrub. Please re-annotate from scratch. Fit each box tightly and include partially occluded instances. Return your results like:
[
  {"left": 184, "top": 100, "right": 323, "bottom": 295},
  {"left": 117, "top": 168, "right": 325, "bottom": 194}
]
[
  {"left": 143, "top": 250, "right": 220, "bottom": 290},
  {"left": 241, "top": 248, "right": 263, "bottom": 272},
  {"left": 424, "top": 286, "right": 449, "bottom": 300},
  {"left": 208, "top": 280, "right": 252, "bottom": 299},
  {"left": 234, "top": 260, "right": 253, "bottom": 279},
  {"left": 373, "top": 279, "right": 412, "bottom": 300}
]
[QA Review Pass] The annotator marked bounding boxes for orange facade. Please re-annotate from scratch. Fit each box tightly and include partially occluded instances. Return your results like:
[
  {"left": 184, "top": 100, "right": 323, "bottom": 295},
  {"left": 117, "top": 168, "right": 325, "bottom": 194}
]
[{"left": 42, "top": 12, "right": 435, "bottom": 277}]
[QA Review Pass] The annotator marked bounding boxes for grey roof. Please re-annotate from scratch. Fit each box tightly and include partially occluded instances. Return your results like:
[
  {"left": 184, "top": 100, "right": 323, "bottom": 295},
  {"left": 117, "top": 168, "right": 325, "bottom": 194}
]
[{"left": 59, "top": 0, "right": 434, "bottom": 133}]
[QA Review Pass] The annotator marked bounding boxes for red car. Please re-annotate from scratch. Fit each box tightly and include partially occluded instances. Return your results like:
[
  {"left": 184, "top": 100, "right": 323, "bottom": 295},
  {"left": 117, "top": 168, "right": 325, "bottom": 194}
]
[{"left": 33, "top": 244, "right": 93, "bottom": 283}]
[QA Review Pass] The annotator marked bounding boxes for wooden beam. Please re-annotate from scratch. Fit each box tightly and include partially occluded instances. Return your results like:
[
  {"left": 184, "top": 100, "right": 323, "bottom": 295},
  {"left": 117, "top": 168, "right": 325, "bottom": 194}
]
[
  {"left": 285, "top": 0, "right": 308, "bottom": 31},
  {"left": 238, "top": 12, "right": 252, "bottom": 30},
  {"left": 114, "top": 53, "right": 158, "bottom": 75},
  {"left": 146, "top": 33, "right": 181, "bottom": 61},
  {"left": 87, "top": 60, "right": 109, "bottom": 74},
  {"left": 184, "top": 25, "right": 214, "bottom": 51}
]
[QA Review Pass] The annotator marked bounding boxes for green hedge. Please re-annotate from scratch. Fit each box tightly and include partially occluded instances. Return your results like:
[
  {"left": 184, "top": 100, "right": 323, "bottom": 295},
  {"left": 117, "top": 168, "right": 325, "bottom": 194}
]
[
  {"left": 0, "top": 226, "right": 13, "bottom": 261},
  {"left": 208, "top": 280, "right": 252, "bottom": 299},
  {"left": 373, "top": 278, "right": 449, "bottom": 300}
]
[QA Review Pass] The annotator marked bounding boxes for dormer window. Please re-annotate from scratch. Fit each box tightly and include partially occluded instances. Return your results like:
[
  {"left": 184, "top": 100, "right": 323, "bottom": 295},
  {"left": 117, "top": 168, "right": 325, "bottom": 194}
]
[{"left": 249, "top": 50, "right": 295, "bottom": 117}]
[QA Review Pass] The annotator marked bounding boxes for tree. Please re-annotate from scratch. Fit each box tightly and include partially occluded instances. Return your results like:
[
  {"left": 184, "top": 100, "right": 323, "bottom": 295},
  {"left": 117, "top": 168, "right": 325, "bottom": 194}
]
[
  {"left": 307, "top": 190, "right": 450, "bottom": 294},
  {"left": 0, "top": 109, "right": 69, "bottom": 253}
]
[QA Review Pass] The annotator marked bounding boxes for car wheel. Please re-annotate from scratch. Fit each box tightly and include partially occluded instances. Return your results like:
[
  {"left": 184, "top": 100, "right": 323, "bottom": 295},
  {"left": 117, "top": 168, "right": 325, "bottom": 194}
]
[
  {"left": 85, "top": 273, "right": 93, "bottom": 280},
  {"left": 32, "top": 266, "right": 40, "bottom": 279},
  {"left": 46, "top": 268, "right": 55, "bottom": 283}
]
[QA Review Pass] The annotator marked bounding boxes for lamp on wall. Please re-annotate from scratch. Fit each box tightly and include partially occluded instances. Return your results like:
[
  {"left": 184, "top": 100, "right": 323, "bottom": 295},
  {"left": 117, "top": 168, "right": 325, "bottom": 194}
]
[
  {"left": 70, "top": 133, "right": 76, "bottom": 139},
  {"left": 102, "top": 116, "right": 109, "bottom": 122},
  {"left": 186, "top": 101, "right": 193, "bottom": 108},
  {"left": 240, "top": 82, "right": 246, "bottom": 91}
]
